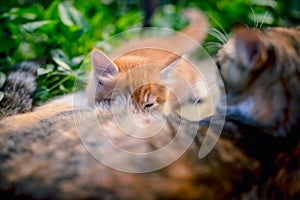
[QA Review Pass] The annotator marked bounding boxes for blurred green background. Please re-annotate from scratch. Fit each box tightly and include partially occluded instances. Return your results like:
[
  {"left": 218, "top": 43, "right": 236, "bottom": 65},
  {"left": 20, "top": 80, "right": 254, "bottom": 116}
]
[{"left": 0, "top": 0, "right": 299, "bottom": 104}]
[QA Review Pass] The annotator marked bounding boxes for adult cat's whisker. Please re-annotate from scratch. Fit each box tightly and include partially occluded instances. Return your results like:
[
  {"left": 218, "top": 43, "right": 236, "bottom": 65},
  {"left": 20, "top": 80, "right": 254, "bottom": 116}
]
[
  {"left": 250, "top": 7, "right": 259, "bottom": 28},
  {"left": 259, "top": 11, "right": 268, "bottom": 29}
]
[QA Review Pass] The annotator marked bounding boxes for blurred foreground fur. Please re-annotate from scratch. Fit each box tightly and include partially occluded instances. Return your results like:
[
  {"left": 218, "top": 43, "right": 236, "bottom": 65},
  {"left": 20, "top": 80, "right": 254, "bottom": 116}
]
[
  {"left": 0, "top": 99, "right": 261, "bottom": 199},
  {"left": 0, "top": 96, "right": 299, "bottom": 199}
]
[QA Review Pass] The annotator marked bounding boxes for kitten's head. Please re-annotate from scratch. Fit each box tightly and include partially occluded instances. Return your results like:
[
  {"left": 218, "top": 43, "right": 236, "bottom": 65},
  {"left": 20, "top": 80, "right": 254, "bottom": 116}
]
[
  {"left": 88, "top": 48, "right": 181, "bottom": 113},
  {"left": 216, "top": 27, "right": 300, "bottom": 137}
]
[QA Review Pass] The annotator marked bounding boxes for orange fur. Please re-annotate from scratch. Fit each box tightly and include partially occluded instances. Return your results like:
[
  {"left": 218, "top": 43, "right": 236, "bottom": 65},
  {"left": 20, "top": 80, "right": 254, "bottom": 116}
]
[
  {"left": 87, "top": 48, "right": 207, "bottom": 113},
  {"left": 86, "top": 8, "right": 209, "bottom": 113}
]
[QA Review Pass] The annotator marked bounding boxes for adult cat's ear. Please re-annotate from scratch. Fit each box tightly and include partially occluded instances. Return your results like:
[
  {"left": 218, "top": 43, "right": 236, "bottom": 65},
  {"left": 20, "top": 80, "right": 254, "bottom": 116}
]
[
  {"left": 233, "top": 27, "right": 267, "bottom": 70},
  {"left": 91, "top": 48, "right": 119, "bottom": 77}
]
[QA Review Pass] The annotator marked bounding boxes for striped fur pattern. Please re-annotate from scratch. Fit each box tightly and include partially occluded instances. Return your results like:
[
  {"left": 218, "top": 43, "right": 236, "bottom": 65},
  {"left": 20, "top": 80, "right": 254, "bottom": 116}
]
[{"left": 0, "top": 61, "right": 39, "bottom": 119}]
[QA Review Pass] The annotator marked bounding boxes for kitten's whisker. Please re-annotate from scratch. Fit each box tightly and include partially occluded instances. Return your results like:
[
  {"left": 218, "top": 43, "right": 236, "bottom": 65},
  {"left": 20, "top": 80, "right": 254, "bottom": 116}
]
[
  {"left": 206, "top": 30, "right": 222, "bottom": 42},
  {"left": 205, "top": 83, "right": 217, "bottom": 89},
  {"left": 211, "top": 27, "right": 229, "bottom": 42},
  {"left": 207, "top": 82, "right": 215, "bottom": 88},
  {"left": 204, "top": 75, "right": 217, "bottom": 79},
  {"left": 206, "top": 28, "right": 228, "bottom": 44},
  {"left": 205, "top": 42, "right": 223, "bottom": 49},
  {"left": 205, "top": 78, "right": 218, "bottom": 83},
  {"left": 205, "top": 76, "right": 218, "bottom": 80},
  {"left": 206, "top": 13, "right": 228, "bottom": 41},
  {"left": 206, "top": 41, "right": 223, "bottom": 46}
]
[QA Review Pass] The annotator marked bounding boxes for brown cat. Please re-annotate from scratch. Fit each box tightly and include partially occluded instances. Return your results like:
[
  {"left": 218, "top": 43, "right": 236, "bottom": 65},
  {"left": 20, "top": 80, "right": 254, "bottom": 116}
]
[
  {"left": 85, "top": 8, "right": 209, "bottom": 113},
  {"left": 0, "top": 26, "right": 299, "bottom": 199},
  {"left": 215, "top": 26, "right": 300, "bottom": 199},
  {"left": 216, "top": 26, "right": 300, "bottom": 137}
]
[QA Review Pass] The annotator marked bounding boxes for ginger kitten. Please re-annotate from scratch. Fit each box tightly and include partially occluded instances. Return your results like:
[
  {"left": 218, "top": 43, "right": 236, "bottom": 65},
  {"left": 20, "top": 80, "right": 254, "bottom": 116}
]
[
  {"left": 85, "top": 8, "right": 209, "bottom": 113},
  {"left": 87, "top": 47, "right": 207, "bottom": 113}
]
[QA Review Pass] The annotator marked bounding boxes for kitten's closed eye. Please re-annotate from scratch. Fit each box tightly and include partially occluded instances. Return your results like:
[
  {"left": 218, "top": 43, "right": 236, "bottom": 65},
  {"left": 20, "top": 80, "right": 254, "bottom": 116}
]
[
  {"left": 98, "top": 81, "right": 104, "bottom": 86},
  {"left": 144, "top": 103, "right": 155, "bottom": 110}
]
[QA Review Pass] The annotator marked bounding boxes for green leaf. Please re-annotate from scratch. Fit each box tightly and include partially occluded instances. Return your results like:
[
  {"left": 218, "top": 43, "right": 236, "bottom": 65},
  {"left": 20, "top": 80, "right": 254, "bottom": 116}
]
[
  {"left": 3, "top": 5, "right": 43, "bottom": 21},
  {"left": 250, "top": 0, "right": 278, "bottom": 8},
  {"left": 21, "top": 20, "right": 52, "bottom": 32},
  {"left": 51, "top": 49, "right": 71, "bottom": 71},
  {"left": 0, "top": 32, "right": 16, "bottom": 53},
  {"left": 38, "top": 64, "right": 55, "bottom": 76},
  {"left": 58, "top": 1, "right": 89, "bottom": 32},
  {"left": 33, "top": 86, "right": 51, "bottom": 104},
  {"left": 70, "top": 55, "right": 85, "bottom": 69},
  {"left": 17, "top": 42, "right": 37, "bottom": 60},
  {"left": 0, "top": 92, "right": 4, "bottom": 102},
  {"left": 44, "top": 0, "right": 60, "bottom": 19},
  {"left": 8, "top": 22, "right": 20, "bottom": 36},
  {"left": 0, "top": 72, "right": 6, "bottom": 88}
]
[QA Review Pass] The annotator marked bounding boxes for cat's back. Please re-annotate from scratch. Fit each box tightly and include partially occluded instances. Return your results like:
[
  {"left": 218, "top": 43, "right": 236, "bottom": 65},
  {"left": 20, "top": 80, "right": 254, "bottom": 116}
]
[{"left": 0, "top": 104, "right": 261, "bottom": 200}]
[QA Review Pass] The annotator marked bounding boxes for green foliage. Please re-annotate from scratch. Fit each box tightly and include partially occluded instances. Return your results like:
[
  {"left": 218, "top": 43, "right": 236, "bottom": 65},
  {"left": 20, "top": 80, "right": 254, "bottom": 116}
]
[
  {"left": 0, "top": 0, "right": 298, "bottom": 104},
  {"left": 0, "top": 0, "right": 142, "bottom": 104}
]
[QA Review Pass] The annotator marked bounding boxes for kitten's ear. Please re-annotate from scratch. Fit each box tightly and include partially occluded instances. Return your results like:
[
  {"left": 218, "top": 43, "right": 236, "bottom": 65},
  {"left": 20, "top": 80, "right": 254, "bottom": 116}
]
[
  {"left": 159, "top": 56, "right": 182, "bottom": 83},
  {"left": 91, "top": 48, "right": 119, "bottom": 77},
  {"left": 233, "top": 27, "right": 266, "bottom": 69}
]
